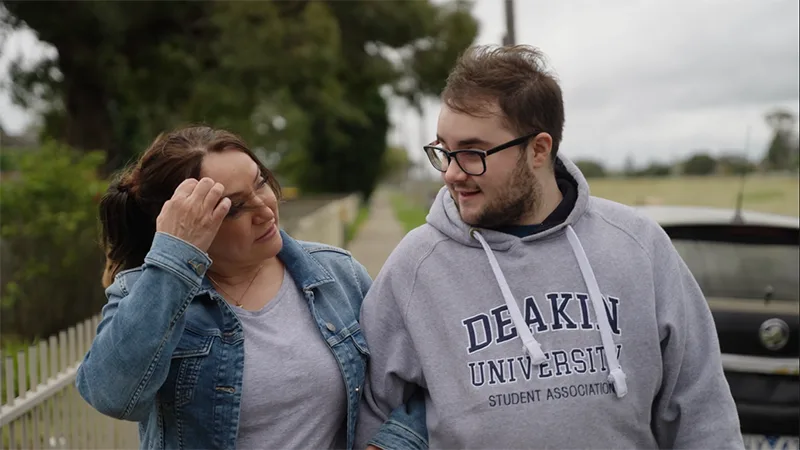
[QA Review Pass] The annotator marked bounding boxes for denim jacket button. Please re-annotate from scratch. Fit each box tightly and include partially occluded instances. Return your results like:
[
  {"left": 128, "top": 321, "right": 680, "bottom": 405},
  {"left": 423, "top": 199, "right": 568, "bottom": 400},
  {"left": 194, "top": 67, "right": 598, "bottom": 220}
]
[
  {"left": 188, "top": 260, "right": 206, "bottom": 275},
  {"left": 326, "top": 322, "right": 336, "bottom": 332}
]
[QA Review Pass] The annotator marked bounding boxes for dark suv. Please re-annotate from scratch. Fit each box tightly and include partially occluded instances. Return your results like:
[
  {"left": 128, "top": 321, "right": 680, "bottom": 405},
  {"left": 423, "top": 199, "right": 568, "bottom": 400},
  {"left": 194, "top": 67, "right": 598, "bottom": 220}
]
[{"left": 638, "top": 205, "right": 799, "bottom": 450}]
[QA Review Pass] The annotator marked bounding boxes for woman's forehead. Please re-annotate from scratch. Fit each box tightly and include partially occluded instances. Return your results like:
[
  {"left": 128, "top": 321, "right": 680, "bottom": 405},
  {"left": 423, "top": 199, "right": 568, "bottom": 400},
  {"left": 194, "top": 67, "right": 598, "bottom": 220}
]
[{"left": 200, "top": 150, "right": 259, "bottom": 196}]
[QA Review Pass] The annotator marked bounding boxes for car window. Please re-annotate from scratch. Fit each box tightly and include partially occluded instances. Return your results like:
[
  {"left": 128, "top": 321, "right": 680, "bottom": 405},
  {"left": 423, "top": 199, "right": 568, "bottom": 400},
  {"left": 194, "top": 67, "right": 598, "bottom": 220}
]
[{"left": 664, "top": 224, "right": 799, "bottom": 302}]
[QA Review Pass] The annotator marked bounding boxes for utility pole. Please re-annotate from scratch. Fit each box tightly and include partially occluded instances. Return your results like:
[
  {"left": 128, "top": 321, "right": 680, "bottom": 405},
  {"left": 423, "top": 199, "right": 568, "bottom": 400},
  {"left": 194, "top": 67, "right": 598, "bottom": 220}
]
[{"left": 502, "top": 0, "right": 516, "bottom": 46}]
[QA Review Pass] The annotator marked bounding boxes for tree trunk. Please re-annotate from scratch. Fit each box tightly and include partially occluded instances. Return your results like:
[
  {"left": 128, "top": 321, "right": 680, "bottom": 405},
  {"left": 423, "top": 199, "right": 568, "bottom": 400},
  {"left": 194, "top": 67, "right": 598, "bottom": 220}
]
[
  {"left": 58, "top": 50, "right": 120, "bottom": 175},
  {"left": 64, "top": 85, "right": 116, "bottom": 165}
]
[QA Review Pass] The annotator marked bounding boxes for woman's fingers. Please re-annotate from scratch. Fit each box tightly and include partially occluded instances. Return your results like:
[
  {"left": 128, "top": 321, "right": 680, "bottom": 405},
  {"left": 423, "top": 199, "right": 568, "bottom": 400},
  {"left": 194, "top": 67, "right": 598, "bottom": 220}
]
[
  {"left": 173, "top": 178, "right": 199, "bottom": 198},
  {"left": 203, "top": 182, "right": 226, "bottom": 213},
  {"left": 188, "top": 177, "right": 215, "bottom": 204}
]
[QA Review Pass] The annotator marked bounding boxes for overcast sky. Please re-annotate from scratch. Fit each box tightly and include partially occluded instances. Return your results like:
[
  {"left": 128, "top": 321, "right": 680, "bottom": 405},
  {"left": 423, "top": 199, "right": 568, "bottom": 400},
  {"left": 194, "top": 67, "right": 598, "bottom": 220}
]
[
  {"left": 390, "top": 0, "right": 800, "bottom": 173},
  {"left": 2, "top": 0, "right": 798, "bottom": 172}
]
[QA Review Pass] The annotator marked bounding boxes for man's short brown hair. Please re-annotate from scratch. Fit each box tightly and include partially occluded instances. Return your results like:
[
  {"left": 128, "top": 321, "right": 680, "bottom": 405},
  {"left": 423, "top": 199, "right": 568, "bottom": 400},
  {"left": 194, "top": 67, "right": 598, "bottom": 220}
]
[{"left": 441, "top": 44, "right": 565, "bottom": 159}]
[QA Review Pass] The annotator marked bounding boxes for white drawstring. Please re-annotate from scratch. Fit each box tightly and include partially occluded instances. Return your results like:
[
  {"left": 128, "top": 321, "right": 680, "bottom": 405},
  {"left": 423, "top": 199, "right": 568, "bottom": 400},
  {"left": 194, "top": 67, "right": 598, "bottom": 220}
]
[
  {"left": 565, "top": 226, "right": 627, "bottom": 398},
  {"left": 470, "top": 229, "right": 547, "bottom": 365},
  {"left": 470, "top": 226, "right": 628, "bottom": 399}
]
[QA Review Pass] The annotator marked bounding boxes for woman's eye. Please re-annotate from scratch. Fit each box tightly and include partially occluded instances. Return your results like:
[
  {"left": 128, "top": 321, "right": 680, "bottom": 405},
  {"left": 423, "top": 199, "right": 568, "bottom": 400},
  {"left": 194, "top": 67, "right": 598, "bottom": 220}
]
[
  {"left": 256, "top": 177, "right": 268, "bottom": 190},
  {"left": 226, "top": 205, "right": 243, "bottom": 218}
]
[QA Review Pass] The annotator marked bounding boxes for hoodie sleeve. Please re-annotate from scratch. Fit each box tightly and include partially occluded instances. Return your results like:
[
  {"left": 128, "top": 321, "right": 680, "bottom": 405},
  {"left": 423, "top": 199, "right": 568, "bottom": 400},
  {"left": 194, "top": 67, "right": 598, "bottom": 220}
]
[
  {"left": 649, "top": 226, "right": 744, "bottom": 449},
  {"left": 354, "top": 242, "right": 428, "bottom": 450},
  {"left": 351, "top": 253, "right": 429, "bottom": 449}
]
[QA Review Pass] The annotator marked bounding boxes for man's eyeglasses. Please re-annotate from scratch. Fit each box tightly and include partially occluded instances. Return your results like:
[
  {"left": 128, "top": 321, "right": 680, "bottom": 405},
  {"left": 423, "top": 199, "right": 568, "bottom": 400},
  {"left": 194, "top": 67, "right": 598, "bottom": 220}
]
[{"left": 423, "top": 131, "right": 542, "bottom": 176}]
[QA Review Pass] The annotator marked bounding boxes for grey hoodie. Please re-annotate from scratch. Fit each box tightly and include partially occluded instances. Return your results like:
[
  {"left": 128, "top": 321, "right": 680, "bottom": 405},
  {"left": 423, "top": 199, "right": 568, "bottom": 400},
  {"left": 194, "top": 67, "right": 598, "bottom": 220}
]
[{"left": 356, "top": 155, "right": 744, "bottom": 450}]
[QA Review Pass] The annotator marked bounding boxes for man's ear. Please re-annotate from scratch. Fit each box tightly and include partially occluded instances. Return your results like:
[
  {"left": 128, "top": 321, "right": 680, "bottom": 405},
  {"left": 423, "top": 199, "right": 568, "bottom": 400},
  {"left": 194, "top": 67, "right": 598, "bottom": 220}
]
[{"left": 529, "top": 133, "right": 553, "bottom": 169}]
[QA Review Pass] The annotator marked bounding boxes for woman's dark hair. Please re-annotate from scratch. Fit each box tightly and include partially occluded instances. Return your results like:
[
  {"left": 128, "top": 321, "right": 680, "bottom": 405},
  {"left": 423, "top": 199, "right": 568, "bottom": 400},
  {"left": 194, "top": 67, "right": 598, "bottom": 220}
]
[{"left": 99, "top": 126, "right": 281, "bottom": 288}]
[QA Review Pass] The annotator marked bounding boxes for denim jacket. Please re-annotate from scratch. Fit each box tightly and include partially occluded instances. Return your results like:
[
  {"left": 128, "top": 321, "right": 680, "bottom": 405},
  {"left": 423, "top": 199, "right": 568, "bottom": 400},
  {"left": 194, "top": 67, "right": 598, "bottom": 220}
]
[{"left": 76, "top": 230, "right": 427, "bottom": 449}]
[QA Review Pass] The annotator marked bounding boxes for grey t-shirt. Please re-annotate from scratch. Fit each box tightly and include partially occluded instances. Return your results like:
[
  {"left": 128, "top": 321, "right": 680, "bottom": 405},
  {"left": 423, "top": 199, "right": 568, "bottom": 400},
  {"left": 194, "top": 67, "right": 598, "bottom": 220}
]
[{"left": 233, "top": 269, "right": 347, "bottom": 450}]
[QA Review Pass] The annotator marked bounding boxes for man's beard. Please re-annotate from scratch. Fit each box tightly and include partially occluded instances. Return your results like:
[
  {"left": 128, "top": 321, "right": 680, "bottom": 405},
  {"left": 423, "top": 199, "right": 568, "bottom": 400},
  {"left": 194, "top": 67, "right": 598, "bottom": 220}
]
[{"left": 453, "top": 162, "right": 541, "bottom": 229}]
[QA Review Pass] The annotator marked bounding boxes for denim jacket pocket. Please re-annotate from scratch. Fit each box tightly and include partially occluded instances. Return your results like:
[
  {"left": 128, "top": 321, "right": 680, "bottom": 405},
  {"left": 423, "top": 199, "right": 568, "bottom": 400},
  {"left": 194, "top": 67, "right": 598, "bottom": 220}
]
[{"left": 166, "top": 328, "right": 215, "bottom": 407}]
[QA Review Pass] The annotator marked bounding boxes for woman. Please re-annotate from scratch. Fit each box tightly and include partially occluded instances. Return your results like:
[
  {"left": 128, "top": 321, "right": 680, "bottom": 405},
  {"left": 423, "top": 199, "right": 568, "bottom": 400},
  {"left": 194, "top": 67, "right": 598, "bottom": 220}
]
[{"left": 76, "top": 126, "right": 426, "bottom": 450}]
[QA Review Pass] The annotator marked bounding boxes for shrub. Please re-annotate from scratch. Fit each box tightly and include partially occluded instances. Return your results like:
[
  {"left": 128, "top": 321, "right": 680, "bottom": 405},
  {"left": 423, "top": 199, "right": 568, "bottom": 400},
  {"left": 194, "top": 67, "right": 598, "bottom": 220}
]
[{"left": 1, "top": 142, "right": 108, "bottom": 341}]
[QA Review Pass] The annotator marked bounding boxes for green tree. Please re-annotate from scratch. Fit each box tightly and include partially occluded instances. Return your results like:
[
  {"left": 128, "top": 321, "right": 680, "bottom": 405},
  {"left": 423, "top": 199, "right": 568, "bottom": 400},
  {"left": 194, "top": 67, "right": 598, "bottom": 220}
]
[
  {"left": 2, "top": 1, "right": 218, "bottom": 171},
  {"left": 2, "top": 0, "right": 479, "bottom": 199},
  {"left": 574, "top": 159, "right": 606, "bottom": 178},
  {"left": 379, "top": 145, "right": 413, "bottom": 183},
  {"left": 716, "top": 154, "right": 756, "bottom": 175},
  {"left": 288, "top": 0, "right": 478, "bottom": 198},
  {"left": 762, "top": 108, "right": 797, "bottom": 171},
  {"left": 764, "top": 133, "right": 792, "bottom": 171},
  {"left": 639, "top": 162, "right": 672, "bottom": 177},
  {"left": 683, "top": 152, "right": 717, "bottom": 176},
  {"left": 0, "top": 142, "right": 108, "bottom": 340},
  {"left": 623, "top": 154, "right": 637, "bottom": 176}
]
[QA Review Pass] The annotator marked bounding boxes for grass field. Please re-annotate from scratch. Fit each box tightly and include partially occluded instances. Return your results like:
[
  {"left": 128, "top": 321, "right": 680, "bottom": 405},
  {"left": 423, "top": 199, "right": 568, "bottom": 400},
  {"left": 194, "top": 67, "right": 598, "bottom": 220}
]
[
  {"left": 344, "top": 204, "right": 370, "bottom": 245},
  {"left": 588, "top": 175, "right": 798, "bottom": 217},
  {"left": 404, "top": 175, "right": 798, "bottom": 215},
  {"left": 390, "top": 194, "right": 429, "bottom": 232},
  {"left": 393, "top": 174, "right": 799, "bottom": 230}
]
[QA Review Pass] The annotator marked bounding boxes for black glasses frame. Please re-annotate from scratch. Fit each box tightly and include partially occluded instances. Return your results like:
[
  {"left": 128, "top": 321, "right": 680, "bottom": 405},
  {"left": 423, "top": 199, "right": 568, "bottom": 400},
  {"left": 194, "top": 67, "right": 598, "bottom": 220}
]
[{"left": 423, "top": 131, "right": 542, "bottom": 176}]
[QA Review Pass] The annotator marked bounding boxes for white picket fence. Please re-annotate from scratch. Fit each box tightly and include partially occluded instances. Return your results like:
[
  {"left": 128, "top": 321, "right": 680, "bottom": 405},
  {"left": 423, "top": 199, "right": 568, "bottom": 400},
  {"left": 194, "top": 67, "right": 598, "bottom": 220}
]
[{"left": 0, "top": 315, "right": 139, "bottom": 449}]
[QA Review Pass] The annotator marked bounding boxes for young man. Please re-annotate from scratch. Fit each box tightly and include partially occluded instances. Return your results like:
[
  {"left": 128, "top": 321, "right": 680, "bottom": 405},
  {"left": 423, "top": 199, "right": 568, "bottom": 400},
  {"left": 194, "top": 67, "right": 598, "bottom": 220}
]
[{"left": 355, "top": 45, "right": 744, "bottom": 449}]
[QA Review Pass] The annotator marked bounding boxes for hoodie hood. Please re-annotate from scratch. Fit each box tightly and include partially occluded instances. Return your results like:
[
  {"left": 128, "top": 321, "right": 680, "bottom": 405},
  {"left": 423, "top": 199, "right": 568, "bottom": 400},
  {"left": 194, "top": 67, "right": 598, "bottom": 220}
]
[{"left": 426, "top": 153, "right": 592, "bottom": 250}]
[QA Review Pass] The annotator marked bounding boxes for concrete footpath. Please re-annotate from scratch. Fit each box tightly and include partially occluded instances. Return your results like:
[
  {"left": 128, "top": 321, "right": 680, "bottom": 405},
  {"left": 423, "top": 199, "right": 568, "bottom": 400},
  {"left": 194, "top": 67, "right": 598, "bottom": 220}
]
[{"left": 347, "top": 189, "right": 407, "bottom": 279}]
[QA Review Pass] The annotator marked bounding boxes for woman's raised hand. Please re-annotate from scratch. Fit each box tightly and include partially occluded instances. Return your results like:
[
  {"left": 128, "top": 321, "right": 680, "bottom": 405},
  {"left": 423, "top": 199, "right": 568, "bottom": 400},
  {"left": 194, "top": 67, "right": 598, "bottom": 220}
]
[{"left": 156, "top": 177, "right": 231, "bottom": 252}]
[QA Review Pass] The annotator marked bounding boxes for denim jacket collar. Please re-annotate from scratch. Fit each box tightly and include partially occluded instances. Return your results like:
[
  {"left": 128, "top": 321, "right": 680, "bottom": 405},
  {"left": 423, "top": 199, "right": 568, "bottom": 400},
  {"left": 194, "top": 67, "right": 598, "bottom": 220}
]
[{"left": 277, "top": 230, "right": 335, "bottom": 290}]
